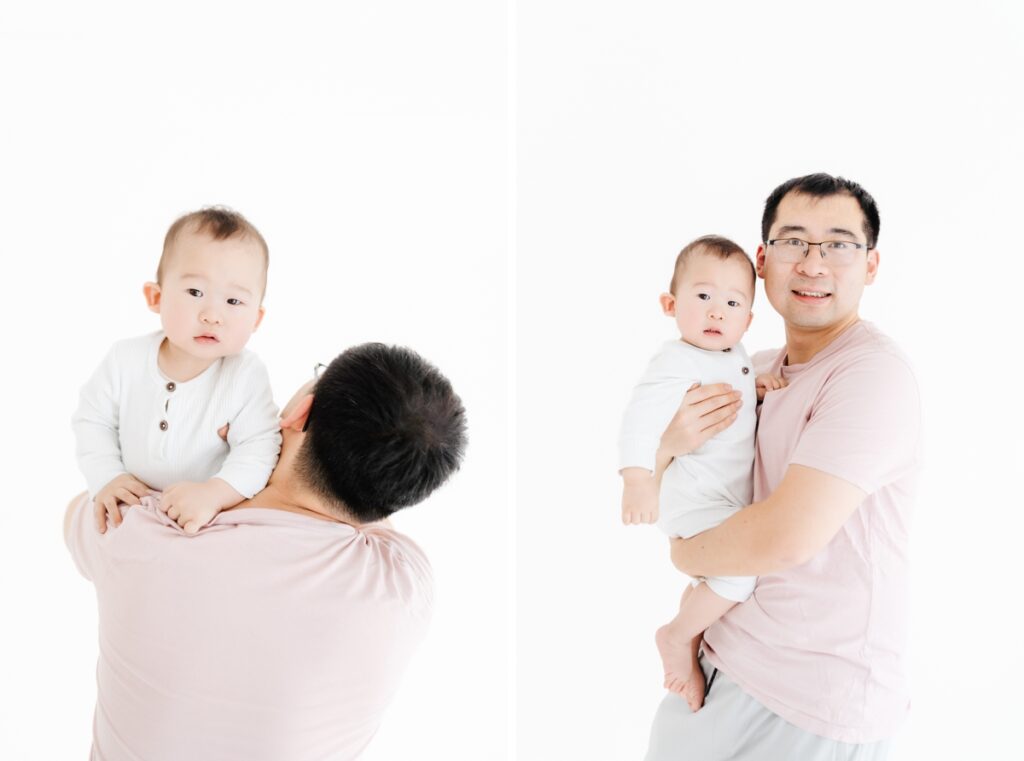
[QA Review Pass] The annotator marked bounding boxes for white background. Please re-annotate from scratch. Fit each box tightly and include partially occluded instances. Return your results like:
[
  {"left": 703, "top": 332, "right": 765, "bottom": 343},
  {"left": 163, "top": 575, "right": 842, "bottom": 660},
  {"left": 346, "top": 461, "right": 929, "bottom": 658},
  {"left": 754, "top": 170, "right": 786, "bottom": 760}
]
[
  {"left": 0, "top": 2, "right": 508, "bottom": 759},
  {"left": 517, "top": 2, "right": 1023, "bottom": 760},
  {"left": 3, "top": 2, "right": 1023, "bottom": 760}
]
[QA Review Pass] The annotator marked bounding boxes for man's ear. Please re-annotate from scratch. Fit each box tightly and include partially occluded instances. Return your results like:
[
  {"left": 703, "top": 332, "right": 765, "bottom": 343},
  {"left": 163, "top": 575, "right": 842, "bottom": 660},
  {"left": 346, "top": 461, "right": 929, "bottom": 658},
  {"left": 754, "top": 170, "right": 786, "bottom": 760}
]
[
  {"left": 281, "top": 394, "right": 315, "bottom": 432},
  {"left": 755, "top": 244, "right": 767, "bottom": 278},
  {"left": 865, "top": 248, "right": 880, "bottom": 285},
  {"left": 659, "top": 292, "right": 676, "bottom": 316},
  {"left": 253, "top": 306, "right": 265, "bottom": 331},
  {"left": 143, "top": 282, "right": 162, "bottom": 313}
]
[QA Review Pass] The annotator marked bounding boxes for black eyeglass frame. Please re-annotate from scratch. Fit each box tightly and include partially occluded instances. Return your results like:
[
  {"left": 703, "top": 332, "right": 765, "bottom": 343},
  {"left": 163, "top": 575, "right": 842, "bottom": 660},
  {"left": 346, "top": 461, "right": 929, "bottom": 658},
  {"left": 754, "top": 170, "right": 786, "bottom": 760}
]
[{"left": 765, "top": 238, "right": 871, "bottom": 262}]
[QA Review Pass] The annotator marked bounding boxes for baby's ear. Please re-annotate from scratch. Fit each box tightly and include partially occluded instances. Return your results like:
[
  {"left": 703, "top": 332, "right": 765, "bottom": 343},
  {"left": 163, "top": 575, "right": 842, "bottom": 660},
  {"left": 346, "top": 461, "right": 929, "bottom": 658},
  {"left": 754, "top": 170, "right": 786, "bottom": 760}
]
[
  {"left": 143, "top": 282, "right": 162, "bottom": 313},
  {"left": 658, "top": 292, "right": 676, "bottom": 316}
]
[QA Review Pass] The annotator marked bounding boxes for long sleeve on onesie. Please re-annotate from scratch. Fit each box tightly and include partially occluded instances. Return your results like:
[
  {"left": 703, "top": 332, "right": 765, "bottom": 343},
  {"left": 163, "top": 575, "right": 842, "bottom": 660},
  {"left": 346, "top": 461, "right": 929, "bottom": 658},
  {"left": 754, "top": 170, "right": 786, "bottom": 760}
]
[
  {"left": 618, "top": 339, "right": 758, "bottom": 602},
  {"left": 73, "top": 332, "right": 281, "bottom": 499}
]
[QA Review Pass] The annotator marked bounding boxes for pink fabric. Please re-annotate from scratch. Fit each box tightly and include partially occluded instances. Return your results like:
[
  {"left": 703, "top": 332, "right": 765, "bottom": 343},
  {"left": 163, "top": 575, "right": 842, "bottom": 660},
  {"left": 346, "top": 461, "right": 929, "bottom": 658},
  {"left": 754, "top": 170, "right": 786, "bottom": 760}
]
[
  {"left": 66, "top": 494, "right": 432, "bottom": 761},
  {"left": 703, "top": 321, "right": 921, "bottom": 743}
]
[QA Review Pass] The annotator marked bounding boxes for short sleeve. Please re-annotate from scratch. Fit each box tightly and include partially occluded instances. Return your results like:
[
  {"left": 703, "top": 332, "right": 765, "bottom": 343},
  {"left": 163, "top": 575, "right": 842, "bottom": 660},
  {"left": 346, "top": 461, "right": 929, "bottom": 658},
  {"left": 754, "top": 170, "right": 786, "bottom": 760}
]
[{"left": 790, "top": 351, "right": 921, "bottom": 494}]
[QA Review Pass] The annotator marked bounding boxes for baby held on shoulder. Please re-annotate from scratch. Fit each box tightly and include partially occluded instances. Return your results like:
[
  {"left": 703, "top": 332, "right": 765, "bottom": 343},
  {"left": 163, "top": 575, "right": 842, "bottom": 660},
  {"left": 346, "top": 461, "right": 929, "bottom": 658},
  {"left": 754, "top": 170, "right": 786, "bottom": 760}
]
[
  {"left": 73, "top": 208, "right": 281, "bottom": 535},
  {"left": 617, "top": 235, "right": 785, "bottom": 711}
]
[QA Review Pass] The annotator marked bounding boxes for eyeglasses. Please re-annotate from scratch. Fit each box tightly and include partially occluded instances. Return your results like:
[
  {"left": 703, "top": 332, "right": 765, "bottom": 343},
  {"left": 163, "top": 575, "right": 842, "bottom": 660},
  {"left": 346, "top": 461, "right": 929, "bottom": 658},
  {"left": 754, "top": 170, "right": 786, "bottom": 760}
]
[
  {"left": 766, "top": 238, "right": 869, "bottom": 267},
  {"left": 302, "top": 363, "right": 328, "bottom": 432}
]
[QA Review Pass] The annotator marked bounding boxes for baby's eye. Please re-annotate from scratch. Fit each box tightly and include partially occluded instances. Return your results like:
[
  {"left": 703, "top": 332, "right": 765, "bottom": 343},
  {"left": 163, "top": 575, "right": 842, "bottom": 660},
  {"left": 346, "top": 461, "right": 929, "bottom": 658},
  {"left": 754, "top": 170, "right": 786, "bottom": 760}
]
[
  {"left": 187, "top": 288, "right": 203, "bottom": 298},
  {"left": 728, "top": 300, "right": 741, "bottom": 308},
  {"left": 697, "top": 293, "right": 710, "bottom": 301},
  {"left": 227, "top": 298, "right": 243, "bottom": 306}
]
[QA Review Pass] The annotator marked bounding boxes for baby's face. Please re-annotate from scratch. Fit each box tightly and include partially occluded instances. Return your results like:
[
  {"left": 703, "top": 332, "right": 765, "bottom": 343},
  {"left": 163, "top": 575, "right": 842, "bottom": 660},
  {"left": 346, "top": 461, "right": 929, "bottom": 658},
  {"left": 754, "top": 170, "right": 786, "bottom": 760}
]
[
  {"left": 150, "top": 230, "right": 266, "bottom": 361},
  {"left": 663, "top": 252, "right": 754, "bottom": 351}
]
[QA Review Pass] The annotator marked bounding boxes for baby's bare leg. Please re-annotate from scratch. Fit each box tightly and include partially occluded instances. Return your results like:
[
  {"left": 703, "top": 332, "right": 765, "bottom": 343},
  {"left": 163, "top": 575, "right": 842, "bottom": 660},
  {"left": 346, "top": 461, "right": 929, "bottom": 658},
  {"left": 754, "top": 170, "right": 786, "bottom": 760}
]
[{"left": 655, "top": 582, "right": 735, "bottom": 711}]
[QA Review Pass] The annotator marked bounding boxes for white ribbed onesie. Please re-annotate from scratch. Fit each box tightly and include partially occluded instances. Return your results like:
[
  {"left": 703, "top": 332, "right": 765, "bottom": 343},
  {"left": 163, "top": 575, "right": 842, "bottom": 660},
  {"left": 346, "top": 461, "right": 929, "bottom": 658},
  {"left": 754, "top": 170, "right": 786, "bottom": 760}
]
[
  {"left": 72, "top": 331, "right": 281, "bottom": 499},
  {"left": 618, "top": 339, "right": 757, "bottom": 602}
]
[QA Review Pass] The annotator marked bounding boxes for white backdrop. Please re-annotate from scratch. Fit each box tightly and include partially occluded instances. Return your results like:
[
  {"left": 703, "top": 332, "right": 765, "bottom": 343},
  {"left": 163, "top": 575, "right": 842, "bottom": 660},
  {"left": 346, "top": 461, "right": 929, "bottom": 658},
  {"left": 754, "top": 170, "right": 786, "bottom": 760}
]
[
  {"left": 0, "top": 3, "right": 509, "bottom": 759},
  {"left": 517, "top": 2, "right": 1023, "bottom": 761}
]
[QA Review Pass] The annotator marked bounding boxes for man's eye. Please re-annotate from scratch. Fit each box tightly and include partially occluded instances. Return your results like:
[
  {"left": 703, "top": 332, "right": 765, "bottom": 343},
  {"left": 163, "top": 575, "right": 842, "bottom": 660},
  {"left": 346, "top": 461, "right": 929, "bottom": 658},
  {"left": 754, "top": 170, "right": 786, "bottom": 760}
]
[
  {"left": 826, "top": 241, "right": 850, "bottom": 250},
  {"left": 187, "top": 288, "right": 203, "bottom": 298},
  {"left": 782, "top": 238, "right": 804, "bottom": 247},
  {"left": 227, "top": 298, "right": 242, "bottom": 306},
  {"left": 697, "top": 293, "right": 710, "bottom": 301}
]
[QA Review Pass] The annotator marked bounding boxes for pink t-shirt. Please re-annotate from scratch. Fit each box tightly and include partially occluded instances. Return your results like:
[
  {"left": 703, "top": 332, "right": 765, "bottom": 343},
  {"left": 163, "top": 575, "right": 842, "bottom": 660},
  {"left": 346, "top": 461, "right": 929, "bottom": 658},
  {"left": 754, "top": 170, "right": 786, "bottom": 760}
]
[
  {"left": 66, "top": 494, "right": 432, "bottom": 761},
  {"left": 703, "top": 321, "right": 921, "bottom": 743}
]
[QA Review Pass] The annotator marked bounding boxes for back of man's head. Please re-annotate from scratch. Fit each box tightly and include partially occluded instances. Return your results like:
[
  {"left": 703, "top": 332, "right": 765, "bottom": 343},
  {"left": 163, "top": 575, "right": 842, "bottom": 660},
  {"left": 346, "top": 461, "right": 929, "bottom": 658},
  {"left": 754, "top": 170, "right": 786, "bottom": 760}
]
[{"left": 295, "top": 343, "right": 467, "bottom": 523}]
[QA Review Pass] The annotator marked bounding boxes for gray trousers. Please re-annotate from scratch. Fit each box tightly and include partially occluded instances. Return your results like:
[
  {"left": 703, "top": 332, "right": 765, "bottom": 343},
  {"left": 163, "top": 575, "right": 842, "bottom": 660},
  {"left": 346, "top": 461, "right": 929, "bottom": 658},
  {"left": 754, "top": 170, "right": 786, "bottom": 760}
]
[{"left": 644, "top": 656, "right": 892, "bottom": 761}]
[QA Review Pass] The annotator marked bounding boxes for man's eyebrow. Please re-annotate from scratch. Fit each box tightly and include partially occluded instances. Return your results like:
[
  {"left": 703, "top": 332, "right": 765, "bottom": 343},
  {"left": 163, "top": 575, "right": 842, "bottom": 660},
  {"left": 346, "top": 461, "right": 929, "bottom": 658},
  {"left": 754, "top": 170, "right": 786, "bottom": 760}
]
[
  {"left": 827, "top": 227, "right": 859, "bottom": 239},
  {"left": 773, "top": 225, "right": 806, "bottom": 237}
]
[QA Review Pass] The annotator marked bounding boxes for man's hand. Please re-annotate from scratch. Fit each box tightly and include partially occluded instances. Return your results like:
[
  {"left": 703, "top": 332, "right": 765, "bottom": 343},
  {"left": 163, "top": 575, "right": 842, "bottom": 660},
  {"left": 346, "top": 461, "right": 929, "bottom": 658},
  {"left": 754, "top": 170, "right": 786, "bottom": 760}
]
[
  {"left": 160, "top": 478, "right": 244, "bottom": 535},
  {"left": 755, "top": 373, "right": 788, "bottom": 402},
  {"left": 656, "top": 383, "right": 742, "bottom": 473},
  {"left": 94, "top": 474, "right": 154, "bottom": 533},
  {"left": 621, "top": 468, "right": 659, "bottom": 525}
]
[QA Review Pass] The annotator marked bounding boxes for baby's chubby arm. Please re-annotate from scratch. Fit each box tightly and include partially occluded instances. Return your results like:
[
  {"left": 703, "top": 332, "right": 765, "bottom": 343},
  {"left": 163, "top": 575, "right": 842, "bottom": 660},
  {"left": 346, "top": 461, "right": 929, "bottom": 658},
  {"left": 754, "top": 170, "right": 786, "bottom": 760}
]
[
  {"left": 160, "top": 478, "right": 245, "bottom": 534},
  {"left": 621, "top": 467, "right": 659, "bottom": 524},
  {"left": 72, "top": 344, "right": 132, "bottom": 500},
  {"left": 72, "top": 343, "right": 157, "bottom": 532},
  {"left": 618, "top": 345, "right": 708, "bottom": 526}
]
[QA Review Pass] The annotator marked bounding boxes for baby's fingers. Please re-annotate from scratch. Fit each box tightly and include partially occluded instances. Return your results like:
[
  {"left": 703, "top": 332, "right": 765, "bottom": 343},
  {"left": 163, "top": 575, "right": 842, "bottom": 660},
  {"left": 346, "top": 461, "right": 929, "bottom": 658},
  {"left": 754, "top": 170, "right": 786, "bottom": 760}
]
[
  {"left": 105, "top": 498, "right": 122, "bottom": 528},
  {"left": 116, "top": 489, "right": 141, "bottom": 506},
  {"left": 94, "top": 500, "right": 108, "bottom": 533}
]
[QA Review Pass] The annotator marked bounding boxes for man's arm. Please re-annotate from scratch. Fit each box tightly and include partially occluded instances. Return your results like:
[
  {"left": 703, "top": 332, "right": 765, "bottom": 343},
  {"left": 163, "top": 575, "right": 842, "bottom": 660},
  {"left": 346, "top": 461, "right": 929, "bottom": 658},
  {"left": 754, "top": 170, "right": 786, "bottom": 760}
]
[{"left": 670, "top": 464, "right": 867, "bottom": 577}]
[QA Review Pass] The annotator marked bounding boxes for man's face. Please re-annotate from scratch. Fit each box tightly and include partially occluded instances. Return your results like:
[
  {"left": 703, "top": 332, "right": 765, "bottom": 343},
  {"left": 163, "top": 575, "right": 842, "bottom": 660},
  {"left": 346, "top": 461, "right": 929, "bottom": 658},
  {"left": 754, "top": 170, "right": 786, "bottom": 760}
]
[
  {"left": 662, "top": 251, "right": 754, "bottom": 351},
  {"left": 148, "top": 230, "right": 266, "bottom": 361},
  {"left": 757, "top": 191, "right": 879, "bottom": 332}
]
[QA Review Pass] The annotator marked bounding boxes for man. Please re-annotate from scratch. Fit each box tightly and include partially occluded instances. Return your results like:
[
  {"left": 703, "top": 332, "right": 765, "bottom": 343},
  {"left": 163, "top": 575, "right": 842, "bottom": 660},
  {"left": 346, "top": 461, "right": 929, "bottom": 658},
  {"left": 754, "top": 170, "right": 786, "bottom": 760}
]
[
  {"left": 65, "top": 342, "right": 467, "bottom": 761},
  {"left": 645, "top": 174, "right": 921, "bottom": 760}
]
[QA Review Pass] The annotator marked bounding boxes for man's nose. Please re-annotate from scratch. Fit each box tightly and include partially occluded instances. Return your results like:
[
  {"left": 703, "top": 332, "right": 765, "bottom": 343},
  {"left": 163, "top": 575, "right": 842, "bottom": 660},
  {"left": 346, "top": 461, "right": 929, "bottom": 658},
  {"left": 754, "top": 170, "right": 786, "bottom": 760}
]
[{"left": 796, "top": 244, "right": 829, "bottom": 276}]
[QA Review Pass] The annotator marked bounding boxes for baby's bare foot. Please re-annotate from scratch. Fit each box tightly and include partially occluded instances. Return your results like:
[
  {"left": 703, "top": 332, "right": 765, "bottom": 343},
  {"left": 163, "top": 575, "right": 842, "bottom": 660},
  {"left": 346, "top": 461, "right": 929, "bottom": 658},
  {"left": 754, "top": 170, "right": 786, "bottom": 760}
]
[{"left": 655, "top": 625, "right": 706, "bottom": 711}]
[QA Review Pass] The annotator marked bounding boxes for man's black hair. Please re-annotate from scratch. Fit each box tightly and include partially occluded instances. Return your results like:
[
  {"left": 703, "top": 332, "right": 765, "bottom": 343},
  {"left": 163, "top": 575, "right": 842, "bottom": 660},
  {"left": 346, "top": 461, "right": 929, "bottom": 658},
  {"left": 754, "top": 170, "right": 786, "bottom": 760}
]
[
  {"left": 761, "top": 173, "right": 881, "bottom": 248},
  {"left": 296, "top": 343, "right": 467, "bottom": 523}
]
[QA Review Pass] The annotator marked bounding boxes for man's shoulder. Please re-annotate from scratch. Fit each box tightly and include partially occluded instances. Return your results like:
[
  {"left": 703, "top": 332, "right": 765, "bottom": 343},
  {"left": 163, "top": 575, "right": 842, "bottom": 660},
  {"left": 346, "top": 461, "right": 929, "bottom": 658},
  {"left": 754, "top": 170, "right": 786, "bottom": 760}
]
[
  {"left": 830, "top": 322, "right": 917, "bottom": 382},
  {"left": 359, "top": 525, "right": 434, "bottom": 603}
]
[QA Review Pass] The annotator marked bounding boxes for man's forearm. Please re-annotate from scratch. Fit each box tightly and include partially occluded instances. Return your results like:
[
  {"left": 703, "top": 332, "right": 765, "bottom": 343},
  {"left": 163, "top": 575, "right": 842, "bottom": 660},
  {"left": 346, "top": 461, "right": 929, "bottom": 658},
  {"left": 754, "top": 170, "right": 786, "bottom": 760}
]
[
  {"left": 671, "top": 464, "right": 868, "bottom": 578},
  {"left": 671, "top": 499, "right": 801, "bottom": 578}
]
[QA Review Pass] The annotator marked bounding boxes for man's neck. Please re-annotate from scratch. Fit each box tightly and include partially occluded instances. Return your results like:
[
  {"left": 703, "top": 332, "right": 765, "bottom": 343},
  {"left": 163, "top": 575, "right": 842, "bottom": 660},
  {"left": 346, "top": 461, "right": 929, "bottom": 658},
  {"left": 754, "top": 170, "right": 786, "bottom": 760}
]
[
  {"left": 232, "top": 481, "right": 354, "bottom": 525},
  {"left": 784, "top": 315, "right": 860, "bottom": 366}
]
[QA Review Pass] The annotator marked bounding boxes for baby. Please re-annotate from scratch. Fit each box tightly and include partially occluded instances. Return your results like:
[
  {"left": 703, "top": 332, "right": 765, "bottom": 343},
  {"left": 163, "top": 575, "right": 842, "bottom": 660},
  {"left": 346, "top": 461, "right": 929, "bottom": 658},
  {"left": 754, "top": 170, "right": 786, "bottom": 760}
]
[
  {"left": 618, "top": 235, "right": 784, "bottom": 711},
  {"left": 73, "top": 208, "right": 281, "bottom": 534}
]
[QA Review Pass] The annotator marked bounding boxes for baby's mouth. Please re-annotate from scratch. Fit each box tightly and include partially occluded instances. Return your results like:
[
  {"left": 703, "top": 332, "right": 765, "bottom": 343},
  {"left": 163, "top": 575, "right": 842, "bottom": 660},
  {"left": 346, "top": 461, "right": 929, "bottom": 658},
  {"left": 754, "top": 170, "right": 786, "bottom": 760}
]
[
  {"left": 703, "top": 328, "right": 722, "bottom": 335},
  {"left": 194, "top": 334, "right": 220, "bottom": 343}
]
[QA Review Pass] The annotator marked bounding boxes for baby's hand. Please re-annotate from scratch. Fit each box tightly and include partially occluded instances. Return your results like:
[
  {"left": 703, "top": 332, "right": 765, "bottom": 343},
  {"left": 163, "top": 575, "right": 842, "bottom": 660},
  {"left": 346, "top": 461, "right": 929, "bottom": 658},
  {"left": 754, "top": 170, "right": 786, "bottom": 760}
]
[
  {"left": 160, "top": 479, "right": 243, "bottom": 535},
  {"left": 755, "top": 373, "right": 788, "bottom": 402},
  {"left": 621, "top": 468, "right": 659, "bottom": 525},
  {"left": 94, "top": 473, "right": 154, "bottom": 532}
]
